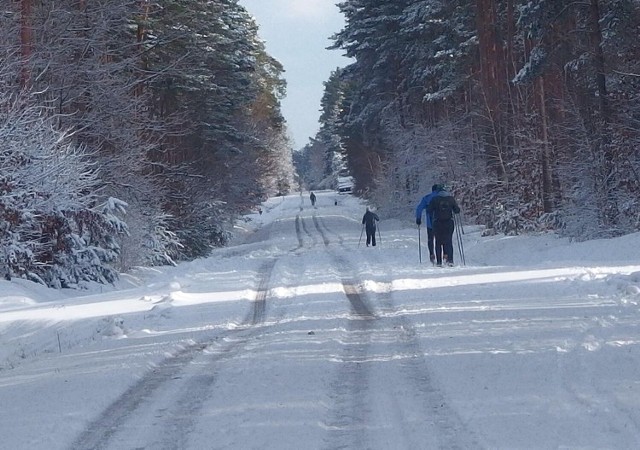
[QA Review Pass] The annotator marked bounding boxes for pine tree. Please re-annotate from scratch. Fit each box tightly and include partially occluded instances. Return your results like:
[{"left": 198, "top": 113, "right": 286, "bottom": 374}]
[
  {"left": 326, "top": 0, "right": 640, "bottom": 238},
  {"left": 0, "top": 94, "right": 126, "bottom": 287}
]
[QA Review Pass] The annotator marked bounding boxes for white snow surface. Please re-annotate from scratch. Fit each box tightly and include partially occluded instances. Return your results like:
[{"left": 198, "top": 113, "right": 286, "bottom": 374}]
[{"left": 2, "top": 191, "right": 640, "bottom": 449}]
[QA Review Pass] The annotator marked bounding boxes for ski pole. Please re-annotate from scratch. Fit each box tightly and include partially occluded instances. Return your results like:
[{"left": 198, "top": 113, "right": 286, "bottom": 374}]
[
  {"left": 454, "top": 214, "right": 462, "bottom": 264},
  {"left": 455, "top": 224, "right": 462, "bottom": 264},
  {"left": 459, "top": 214, "right": 466, "bottom": 265},
  {"left": 460, "top": 230, "right": 466, "bottom": 266},
  {"left": 358, "top": 224, "right": 364, "bottom": 247},
  {"left": 377, "top": 224, "right": 382, "bottom": 246},
  {"left": 455, "top": 214, "right": 466, "bottom": 266},
  {"left": 417, "top": 225, "right": 422, "bottom": 263}
]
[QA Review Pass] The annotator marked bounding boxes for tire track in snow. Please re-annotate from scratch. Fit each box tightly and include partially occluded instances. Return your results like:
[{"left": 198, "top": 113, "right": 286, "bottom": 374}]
[
  {"left": 374, "top": 288, "right": 483, "bottom": 449},
  {"left": 314, "top": 213, "right": 460, "bottom": 449},
  {"left": 322, "top": 274, "right": 377, "bottom": 450},
  {"left": 301, "top": 211, "right": 377, "bottom": 446},
  {"left": 316, "top": 214, "right": 345, "bottom": 245},
  {"left": 70, "top": 259, "right": 277, "bottom": 450},
  {"left": 151, "top": 259, "right": 277, "bottom": 450},
  {"left": 319, "top": 240, "right": 379, "bottom": 449},
  {"left": 317, "top": 215, "right": 479, "bottom": 448},
  {"left": 312, "top": 215, "right": 331, "bottom": 247},
  {"left": 299, "top": 215, "right": 319, "bottom": 247},
  {"left": 293, "top": 215, "right": 304, "bottom": 250}
]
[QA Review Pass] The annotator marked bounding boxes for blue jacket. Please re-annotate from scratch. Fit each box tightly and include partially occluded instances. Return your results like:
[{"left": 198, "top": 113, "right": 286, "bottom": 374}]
[{"left": 415, "top": 192, "right": 436, "bottom": 228}]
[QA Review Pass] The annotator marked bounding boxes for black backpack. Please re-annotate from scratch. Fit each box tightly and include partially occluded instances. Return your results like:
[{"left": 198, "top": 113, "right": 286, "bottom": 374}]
[{"left": 435, "top": 199, "right": 453, "bottom": 221}]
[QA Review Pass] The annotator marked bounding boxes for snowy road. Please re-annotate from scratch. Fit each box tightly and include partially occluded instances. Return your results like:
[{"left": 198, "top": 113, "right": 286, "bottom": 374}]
[
  {"left": 2, "top": 191, "right": 640, "bottom": 449},
  {"left": 71, "top": 202, "right": 476, "bottom": 449}
]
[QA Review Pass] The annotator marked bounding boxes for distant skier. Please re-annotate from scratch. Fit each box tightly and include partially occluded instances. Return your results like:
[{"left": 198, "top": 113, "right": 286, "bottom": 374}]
[
  {"left": 310, "top": 192, "right": 316, "bottom": 207},
  {"left": 426, "top": 184, "right": 460, "bottom": 266},
  {"left": 362, "top": 207, "right": 380, "bottom": 247},
  {"left": 415, "top": 184, "right": 439, "bottom": 264}
]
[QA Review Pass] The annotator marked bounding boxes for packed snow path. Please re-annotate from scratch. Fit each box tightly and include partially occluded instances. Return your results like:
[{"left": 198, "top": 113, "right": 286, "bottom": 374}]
[
  {"left": 2, "top": 191, "right": 640, "bottom": 449},
  {"left": 71, "top": 196, "right": 478, "bottom": 449}
]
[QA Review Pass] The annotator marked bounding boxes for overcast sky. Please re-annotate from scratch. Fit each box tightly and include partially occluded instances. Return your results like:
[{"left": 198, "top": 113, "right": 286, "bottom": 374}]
[{"left": 239, "top": 0, "right": 351, "bottom": 149}]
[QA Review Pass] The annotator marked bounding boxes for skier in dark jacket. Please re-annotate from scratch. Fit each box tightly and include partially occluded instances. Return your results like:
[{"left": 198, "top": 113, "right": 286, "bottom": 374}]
[
  {"left": 362, "top": 207, "right": 380, "bottom": 247},
  {"left": 310, "top": 192, "right": 316, "bottom": 207},
  {"left": 415, "top": 184, "right": 439, "bottom": 263},
  {"left": 426, "top": 184, "right": 460, "bottom": 266}
]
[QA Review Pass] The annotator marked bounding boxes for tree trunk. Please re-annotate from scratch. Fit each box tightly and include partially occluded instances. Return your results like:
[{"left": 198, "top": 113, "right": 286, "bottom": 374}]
[
  {"left": 589, "top": 0, "right": 608, "bottom": 123},
  {"left": 475, "top": 0, "right": 507, "bottom": 182},
  {"left": 588, "top": 0, "right": 617, "bottom": 227},
  {"left": 19, "top": 0, "right": 32, "bottom": 89},
  {"left": 538, "top": 77, "right": 554, "bottom": 213},
  {"left": 135, "top": 0, "right": 150, "bottom": 98}
]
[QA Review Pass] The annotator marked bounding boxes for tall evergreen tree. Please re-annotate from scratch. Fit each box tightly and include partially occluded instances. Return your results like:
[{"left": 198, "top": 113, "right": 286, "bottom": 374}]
[
  {"left": 328, "top": 0, "right": 640, "bottom": 237},
  {"left": 0, "top": 0, "right": 294, "bottom": 285}
]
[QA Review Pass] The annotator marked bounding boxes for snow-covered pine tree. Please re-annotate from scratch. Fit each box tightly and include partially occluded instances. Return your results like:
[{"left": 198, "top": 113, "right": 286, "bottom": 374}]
[
  {"left": 326, "top": 0, "right": 640, "bottom": 238},
  {"left": 0, "top": 93, "right": 127, "bottom": 288},
  {"left": 331, "top": 0, "right": 413, "bottom": 193}
]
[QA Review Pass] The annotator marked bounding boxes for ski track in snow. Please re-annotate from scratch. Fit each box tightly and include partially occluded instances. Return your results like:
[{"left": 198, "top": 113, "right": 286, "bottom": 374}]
[
  {"left": 307, "top": 210, "right": 474, "bottom": 449},
  {"left": 71, "top": 260, "right": 278, "bottom": 450},
  {"left": 3, "top": 192, "right": 640, "bottom": 449},
  {"left": 63, "top": 198, "right": 640, "bottom": 448},
  {"left": 71, "top": 206, "right": 476, "bottom": 449}
]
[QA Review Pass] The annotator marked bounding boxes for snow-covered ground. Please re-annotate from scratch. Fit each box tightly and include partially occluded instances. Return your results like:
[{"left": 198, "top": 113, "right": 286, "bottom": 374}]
[{"left": 2, "top": 191, "right": 640, "bottom": 449}]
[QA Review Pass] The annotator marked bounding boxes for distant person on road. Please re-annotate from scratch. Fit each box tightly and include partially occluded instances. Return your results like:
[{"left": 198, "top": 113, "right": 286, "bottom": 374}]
[
  {"left": 427, "top": 184, "right": 460, "bottom": 266},
  {"left": 310, "top": 192, "right": 316, "bottom": 207},
  {"left": 415, "top": 184, "right": 439, "bottom": 264},
  {"left": 362, "top": 207, "right": 380, "bottom": 247}
]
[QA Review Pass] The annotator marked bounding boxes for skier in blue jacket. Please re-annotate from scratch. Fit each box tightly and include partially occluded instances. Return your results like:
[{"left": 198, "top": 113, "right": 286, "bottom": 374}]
[
  {"left": 427, "top": 184, "right": 460, "bottom": 266},
  {"left": 415, "top": 184, "right": 439, "bottom": 263}
]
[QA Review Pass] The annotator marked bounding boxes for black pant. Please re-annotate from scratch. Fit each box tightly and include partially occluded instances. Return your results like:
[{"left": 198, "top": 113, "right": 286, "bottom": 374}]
[
  {"left": 366, "top": 227, "right": 376, "bottom": 246},
  {"left": 427, "top": 227, "right": 435, "bottom": 258},
  {"left": 433, "top": 219, "right": 454, "bottom": 264}
]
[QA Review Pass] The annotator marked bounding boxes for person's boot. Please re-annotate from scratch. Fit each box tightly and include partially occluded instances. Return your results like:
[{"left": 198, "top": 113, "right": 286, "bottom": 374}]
[{"left": 443, "top": 253, "right": 454, "bottom": 266}]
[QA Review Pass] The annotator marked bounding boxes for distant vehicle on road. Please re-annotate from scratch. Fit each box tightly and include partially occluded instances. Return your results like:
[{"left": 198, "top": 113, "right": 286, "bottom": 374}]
[{"left": 337, "top": 176, "right": 354, "bottom": 194}]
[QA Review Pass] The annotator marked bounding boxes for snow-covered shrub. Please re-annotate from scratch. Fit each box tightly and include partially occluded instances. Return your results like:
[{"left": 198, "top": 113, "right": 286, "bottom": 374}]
[
  {"left": 145, "top": 218, "right": 183, "bottom": 266},
  {"left": 537, "top": 211, "right": 564, "bottom": 231},
  {"left": 0, "top": 95, "right": 128, "bottom": 288},
  {"left": 37, "top": 202, "right": 126, "bottom": 288},
  {"left": 174, "top": 199, "right": 231, "bottom": 259},
  {"left": 118, "top": 210, "right": 183, "bottom": 269}
]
